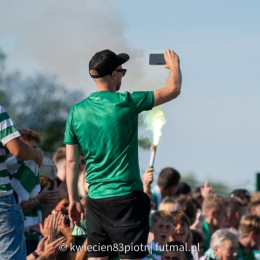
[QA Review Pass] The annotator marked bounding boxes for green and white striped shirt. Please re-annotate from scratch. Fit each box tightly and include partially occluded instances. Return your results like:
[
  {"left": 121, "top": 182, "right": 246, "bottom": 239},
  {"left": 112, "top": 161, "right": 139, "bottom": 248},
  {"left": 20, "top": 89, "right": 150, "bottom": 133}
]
[
  {"left": 142, "top": 241, "right": 164, "bottom": 260},
  {"left": 0, "top": 105, "right": 20, "bottom": 196}
]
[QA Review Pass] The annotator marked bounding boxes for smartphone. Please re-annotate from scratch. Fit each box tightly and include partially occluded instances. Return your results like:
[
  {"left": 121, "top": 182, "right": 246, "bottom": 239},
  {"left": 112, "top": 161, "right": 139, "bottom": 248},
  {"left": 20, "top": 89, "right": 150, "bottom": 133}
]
[{"left": 149, "top": 54, "right": 165, "bottom": 65}]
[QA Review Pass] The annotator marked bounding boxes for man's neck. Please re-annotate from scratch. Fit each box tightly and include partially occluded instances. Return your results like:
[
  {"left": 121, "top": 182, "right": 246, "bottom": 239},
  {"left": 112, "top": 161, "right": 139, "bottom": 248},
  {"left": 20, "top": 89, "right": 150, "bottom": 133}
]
[
  {"left": 204, "top": 217, "right": 216, "bottom": 234},
  {"left": 160, "top": 188, "right": 168, "bottom": 199},
  {"left": 56, "top": 170, "right": 66, "bottom": 182},
  {"left": 96, "top": 82, "right": 116, "bottom": 92},
  {"left": 96, "top": 86, "right": 111, "bottom": 91}
]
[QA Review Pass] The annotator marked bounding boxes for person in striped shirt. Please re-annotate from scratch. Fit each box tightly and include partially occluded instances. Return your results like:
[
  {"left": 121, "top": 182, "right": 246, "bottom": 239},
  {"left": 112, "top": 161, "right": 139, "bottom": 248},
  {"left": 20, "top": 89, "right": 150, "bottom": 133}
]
[{"left": 0, "top": 105, "right": 43, "bottom": 260}]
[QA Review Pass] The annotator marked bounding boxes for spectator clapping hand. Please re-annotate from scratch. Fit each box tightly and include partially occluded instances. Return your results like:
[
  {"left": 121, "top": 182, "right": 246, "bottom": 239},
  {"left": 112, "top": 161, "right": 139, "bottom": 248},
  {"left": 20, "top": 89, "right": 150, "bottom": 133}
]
[
  {"left": 40, "top": 236, "right": 67, "bottom": 260},
  {"left": 39, "top": 212, "right": 62, "bottom": 241},
  {"left": 37, "top": 182, "right": 59, "bottom": 203},
  {"left": 58, "top": 215, "right": 75, "bottom": 247}
]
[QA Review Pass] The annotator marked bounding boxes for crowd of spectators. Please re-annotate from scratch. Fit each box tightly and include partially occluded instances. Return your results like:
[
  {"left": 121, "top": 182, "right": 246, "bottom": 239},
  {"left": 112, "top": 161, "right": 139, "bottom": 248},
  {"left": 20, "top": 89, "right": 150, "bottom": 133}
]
[{"left": 1, "top": 124, "right": 260, "bottom": 260}]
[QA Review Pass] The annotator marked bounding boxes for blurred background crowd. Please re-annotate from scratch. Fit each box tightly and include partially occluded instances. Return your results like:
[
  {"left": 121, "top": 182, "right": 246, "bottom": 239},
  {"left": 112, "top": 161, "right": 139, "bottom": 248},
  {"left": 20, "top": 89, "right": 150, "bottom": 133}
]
[{"left": 3, "top": 127, "right": 260, "bottom": 260}]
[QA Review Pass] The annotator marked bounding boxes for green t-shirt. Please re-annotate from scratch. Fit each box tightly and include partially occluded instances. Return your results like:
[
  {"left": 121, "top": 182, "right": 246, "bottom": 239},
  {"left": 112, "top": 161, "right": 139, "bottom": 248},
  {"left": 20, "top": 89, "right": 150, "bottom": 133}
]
[
  {"left": 203, "top": 220, "right": 211, "bottom": 253},
  {"left": 64, "top": 90, "right": 154, "bottom": 199},
  {"left": 237, "top": 243, "right": 255, "bottom": 260}
]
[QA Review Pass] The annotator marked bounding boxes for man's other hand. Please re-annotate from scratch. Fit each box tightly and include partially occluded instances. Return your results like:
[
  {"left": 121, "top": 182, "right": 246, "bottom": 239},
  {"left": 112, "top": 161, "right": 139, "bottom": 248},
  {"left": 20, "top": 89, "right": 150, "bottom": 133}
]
[
  {"left": 142, "top": 168, "right": 154, "bottom": 189},
  {"left": 68, "top": 200, "right": 84, "bottom": 227}
]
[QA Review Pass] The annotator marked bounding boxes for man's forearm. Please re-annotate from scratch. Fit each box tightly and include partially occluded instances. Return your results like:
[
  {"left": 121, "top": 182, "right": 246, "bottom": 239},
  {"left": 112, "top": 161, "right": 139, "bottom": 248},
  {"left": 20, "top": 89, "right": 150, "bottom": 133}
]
[
  {"left": 66, "top": 144, "right": 81, "bottom": 202},
  {"left": 6, "top": 138, "right": 37, "bottom": 161},
  {"left": 20, "top": 198, "right": 40, "bottom": 214},
  {"left": 66, "top": 160, "right": 80, "bottom": 202},
  {"left": 153, "top": 50, "right": 182, "bottom": 107},
  {"left": 165, "top": 69, "right": 182, "bottom": 95}
]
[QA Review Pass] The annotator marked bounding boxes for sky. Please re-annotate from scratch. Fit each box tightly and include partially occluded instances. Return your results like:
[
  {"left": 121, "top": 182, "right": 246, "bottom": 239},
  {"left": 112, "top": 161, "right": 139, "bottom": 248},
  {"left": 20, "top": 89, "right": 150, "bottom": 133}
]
[{"left": 0, "top": 0, "right": 259, "bottom": 191}]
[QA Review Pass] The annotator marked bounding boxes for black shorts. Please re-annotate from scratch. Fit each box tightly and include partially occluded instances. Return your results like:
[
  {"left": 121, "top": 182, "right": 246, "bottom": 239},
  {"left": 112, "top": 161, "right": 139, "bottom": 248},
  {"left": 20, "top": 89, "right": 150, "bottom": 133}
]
[{"left": 86, "top": 190, "right": 150, "bottom": 259}]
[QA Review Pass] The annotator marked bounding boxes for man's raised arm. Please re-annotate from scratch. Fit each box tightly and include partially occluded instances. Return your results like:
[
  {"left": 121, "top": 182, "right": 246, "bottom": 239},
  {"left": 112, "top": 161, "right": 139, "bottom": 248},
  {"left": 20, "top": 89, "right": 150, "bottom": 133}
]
[{"left": 153, "top": 49, "right": 182, "bottom": 107}]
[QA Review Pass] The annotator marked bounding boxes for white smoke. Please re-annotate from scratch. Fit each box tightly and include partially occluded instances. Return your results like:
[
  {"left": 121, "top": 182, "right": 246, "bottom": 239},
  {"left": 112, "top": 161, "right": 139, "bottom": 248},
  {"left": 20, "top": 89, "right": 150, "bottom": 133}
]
[{"left": 0, "top": 0, "right": 146, "bottom": 93}]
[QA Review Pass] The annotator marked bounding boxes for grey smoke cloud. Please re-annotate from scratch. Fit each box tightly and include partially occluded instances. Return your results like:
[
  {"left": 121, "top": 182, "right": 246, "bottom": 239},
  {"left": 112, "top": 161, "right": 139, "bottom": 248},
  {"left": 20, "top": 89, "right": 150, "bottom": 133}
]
[{"left": 0, "top": 0, "right": 147, "bottom": 93}]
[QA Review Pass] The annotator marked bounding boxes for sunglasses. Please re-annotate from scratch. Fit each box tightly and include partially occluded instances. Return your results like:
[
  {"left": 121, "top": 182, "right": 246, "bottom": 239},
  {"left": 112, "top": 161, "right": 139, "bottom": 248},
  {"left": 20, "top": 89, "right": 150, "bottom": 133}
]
[{"left": 114, "top": 69, "right": 127, "bottom": 77}]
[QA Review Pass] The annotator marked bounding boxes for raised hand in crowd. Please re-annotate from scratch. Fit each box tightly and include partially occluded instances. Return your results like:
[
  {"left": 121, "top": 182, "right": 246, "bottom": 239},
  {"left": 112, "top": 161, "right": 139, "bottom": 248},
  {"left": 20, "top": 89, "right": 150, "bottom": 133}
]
[
  {"left": 37, "top": 181, "right": 60, "bottom": 203},
  {"left": 190, "top": 209, "right": 204, "bottom": 232},
  {"left": 20, "top": 180, "right": 59, "bottom": 214},
  {"left": 142, "top": 168, "right": 156, "bottom": 209},
  {"left": 26, "top": 237, "right": 46, "bottom": 260},
  {"left": 142, "top": 168, "right": 154, "bottom": 192},
  {"left": 39, "top": 212, "right": 62, "bottom": 241},
  {"left": 38, "top": 236, "right": 67, "bottom": 260},
  {"left": 200, "top": 180, "right": 214, "bottom": 199},
  {"left": 58, "top": 214, "right": 75, "bottom": 247}
]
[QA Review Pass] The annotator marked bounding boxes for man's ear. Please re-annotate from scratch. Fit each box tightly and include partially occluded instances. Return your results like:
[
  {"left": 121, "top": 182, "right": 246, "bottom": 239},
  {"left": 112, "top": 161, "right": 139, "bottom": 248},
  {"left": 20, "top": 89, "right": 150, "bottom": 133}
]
[
  {"left": 250, "top": 206, "right": 256, "bottom": 214},
  {"left": 235, "top": 211, "right": 240, "bottom": 219},
  {"left": 110, "top": 71, "right": 117, "bottom": 80},
  {"left": 248, "top": 231, "right": 255, "bottom": 241},
  {"left": 211, "top": 209, "right": 216, "bottom": 218},
  {"left": 249, "top": 231, "right": 255, "bottom": 241},
  {"left": 213, "top": 245, "right": 219, "bottom": 254}
]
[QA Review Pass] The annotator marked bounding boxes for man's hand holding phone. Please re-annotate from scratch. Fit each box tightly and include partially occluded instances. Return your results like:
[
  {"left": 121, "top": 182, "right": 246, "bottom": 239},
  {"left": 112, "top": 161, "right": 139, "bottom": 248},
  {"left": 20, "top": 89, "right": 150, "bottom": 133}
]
[{"left": 164, "top": 49, "right": 180, "bottom": 70}]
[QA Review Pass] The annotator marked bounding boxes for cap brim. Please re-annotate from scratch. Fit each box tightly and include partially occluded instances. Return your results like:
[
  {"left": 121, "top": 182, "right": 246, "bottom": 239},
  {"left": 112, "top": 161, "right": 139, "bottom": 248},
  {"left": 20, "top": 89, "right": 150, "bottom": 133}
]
[{"left": 117, "top": 53, "right": 130, "bottom": 66}]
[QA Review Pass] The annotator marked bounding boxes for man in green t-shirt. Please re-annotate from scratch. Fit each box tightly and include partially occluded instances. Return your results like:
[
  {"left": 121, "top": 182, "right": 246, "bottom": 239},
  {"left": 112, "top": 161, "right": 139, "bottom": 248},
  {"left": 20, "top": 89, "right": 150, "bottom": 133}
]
[{"left": 64, "top": 49, "right": 182, "bottom": 260}]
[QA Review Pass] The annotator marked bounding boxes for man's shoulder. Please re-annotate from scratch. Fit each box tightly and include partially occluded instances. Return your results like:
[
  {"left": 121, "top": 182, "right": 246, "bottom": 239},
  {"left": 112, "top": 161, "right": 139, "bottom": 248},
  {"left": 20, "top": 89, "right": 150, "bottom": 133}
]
[{"left": 69, "top": 98, "right": 89, "bottom": 113}]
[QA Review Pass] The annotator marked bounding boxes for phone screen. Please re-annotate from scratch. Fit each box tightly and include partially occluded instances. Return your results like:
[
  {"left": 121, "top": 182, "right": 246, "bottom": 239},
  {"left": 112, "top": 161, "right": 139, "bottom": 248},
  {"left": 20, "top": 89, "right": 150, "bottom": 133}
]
[{"left": 149, "top": 54, "right": 165, "bottom": 65}]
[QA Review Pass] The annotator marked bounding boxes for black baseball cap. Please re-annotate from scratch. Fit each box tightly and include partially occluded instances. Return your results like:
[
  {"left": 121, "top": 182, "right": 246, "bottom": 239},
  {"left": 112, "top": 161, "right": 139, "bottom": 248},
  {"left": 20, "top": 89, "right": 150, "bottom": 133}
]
[
  {"left": 89, "top": 49, "right": 129, "bottom": 78},
  {"left": 230, "top": 189, "right": 251, "bottom": 201}
]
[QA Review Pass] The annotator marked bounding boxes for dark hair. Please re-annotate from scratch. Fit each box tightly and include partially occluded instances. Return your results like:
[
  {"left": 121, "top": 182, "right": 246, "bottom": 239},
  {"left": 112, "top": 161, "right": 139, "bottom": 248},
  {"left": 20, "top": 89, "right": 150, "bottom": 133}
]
[
  {"left": 19, "top": 128, "right": 40, "bottom": 144},
  {"left": 172, "top": 210, "right": 190, "bottom": 227},
  {"left": 191, "top": 197, "right": 201, "bottom": 210},
  {"left": 228, "top": 198, "right": 243, "bottom": 214},
  {"left": 158, "top": 167, "right": 181, "bottom": 190},
  {"left": 175, "top": 182, "right": 191, "bottom": 197},
  {"left": 164, "top": 241, "right": 186, "bottom": 252},
  {"left": 56, "top": 250, "right": 76, "bottom": 260},
  {"left": 193, "top": 186, "right": 203, "bottom": 202},
  {"left": 191, "top": 230, "right": 204, "bottom": 245},
  {"left": 177, "top": 196, "right": 197, "bottom": 225}
]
